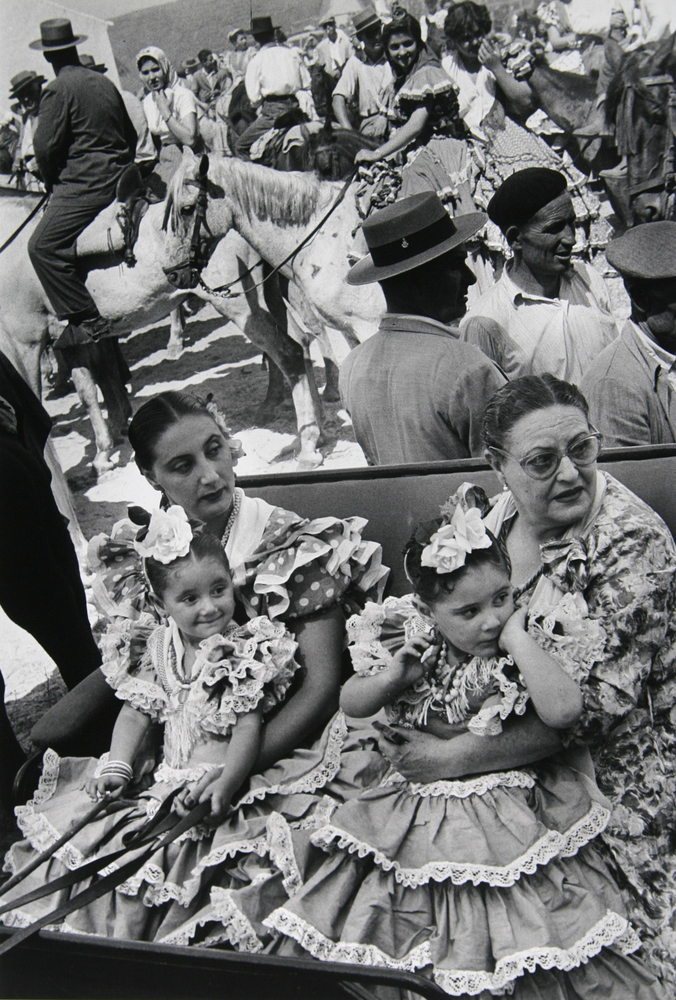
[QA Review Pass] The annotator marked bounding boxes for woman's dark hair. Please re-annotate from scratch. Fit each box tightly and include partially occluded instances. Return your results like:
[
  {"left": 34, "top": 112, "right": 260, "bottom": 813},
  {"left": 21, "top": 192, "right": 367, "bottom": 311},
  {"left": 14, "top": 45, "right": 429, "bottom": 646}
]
[
  {"left": 405, "top": 529, "right": 509, "bottom": 604},
  {"left": 145, "top": 527, "right": 230, "bottom": 598},
  {"left": 481, "top": 374, "right": 590, "bottom": 453},
  {"left": 382, "top": 10, "right": 422, "bottom": 53},
  {"left": 445, "top": 2, "right": 492, "bottom": 43},
  {"left": 128, "top": 390, "right": 219, "bottom": 472}
]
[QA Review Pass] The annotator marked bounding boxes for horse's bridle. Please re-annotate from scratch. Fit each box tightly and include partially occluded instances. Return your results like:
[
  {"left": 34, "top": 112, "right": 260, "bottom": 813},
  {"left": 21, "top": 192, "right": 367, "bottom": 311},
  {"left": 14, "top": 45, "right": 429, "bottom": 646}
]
[
  {"left": 626, "top": 75, "right": 676, "bottom": 221},
  {"left": 162, "top": 171, "right": 215, "bottom": 289}
]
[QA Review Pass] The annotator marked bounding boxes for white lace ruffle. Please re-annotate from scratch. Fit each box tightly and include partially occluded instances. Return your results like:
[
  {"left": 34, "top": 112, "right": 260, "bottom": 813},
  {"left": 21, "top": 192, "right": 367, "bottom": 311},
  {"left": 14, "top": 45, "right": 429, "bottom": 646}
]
[
  {"left": 237, "top": 711, "right": 348, "bottom": 806},
  {"left": 310, "top": 801, "right": 611, "bottom": 888},
  {"left": 382, "top": 767, "right": 536, "bottom": 798},
  {"left": 209, "top": 887, "right": 265, "bottom": 952},
  {"left": 153, "top": 760, "right": 221, "bottom": 785},
  {"left": 266, "top": 812, "right": 303, "bottom": 896},
  {"left": 264, "top": 907, "right": 640, "bottom": 996}
]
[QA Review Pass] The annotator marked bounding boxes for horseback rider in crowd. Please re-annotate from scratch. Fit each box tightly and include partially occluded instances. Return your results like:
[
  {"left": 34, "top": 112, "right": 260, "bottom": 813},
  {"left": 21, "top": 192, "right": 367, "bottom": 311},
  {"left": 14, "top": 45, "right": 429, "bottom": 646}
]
[
  {"left": 26, "top": 19, "right": 137, "bottom": 349},
  {"left": 222, "top": 29, "right": 256, "bottom": 87},
  {"left": 8, "top": 71, "right": 45, "bottom": 189},
  {"left": 316, "top": 16, "right": 353, "bottom": 81},
  {"left": 332, "top": 11, "right": 393, "bottom": 138},
  {"left": 235, "top": 15, "right": 315, "bottom": 159}
]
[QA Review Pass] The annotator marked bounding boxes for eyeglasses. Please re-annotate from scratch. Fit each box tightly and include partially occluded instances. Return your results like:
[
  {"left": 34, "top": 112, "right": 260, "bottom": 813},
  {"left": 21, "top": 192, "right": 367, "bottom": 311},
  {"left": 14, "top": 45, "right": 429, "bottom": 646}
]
[{"left": 490, "top": 431, "right": 603, "bottom": 481}]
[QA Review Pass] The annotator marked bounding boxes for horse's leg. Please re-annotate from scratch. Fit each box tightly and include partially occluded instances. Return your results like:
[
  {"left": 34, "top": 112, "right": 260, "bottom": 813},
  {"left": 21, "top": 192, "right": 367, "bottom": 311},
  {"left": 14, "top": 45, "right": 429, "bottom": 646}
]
[
  {"left": 43, "top": 439, "right": 88, "bottom": 563},
  {"left": 86, "top": 340, "right": 132, "bottom": 442},
  {"left": 323, "top": 358, "right": 341, "bottom": 403},
  {"left": 70, "top": 365, "right": 115, "bottom": 475},
  {"left": 166, "top": 304, "right": 186, "bottom": 360},
  {"left": 256, "top": 355, "right": 292, "bottom": 425}
]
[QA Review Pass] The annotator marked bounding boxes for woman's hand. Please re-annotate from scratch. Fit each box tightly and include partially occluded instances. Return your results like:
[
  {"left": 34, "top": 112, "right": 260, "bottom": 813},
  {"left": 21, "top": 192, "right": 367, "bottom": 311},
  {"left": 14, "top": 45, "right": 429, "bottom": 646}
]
[
  {"left": 355, "top": 148, "right": 382, "bottom": 166},
  {"left": 477, "top": 37, "right": 504, "bottom": 74},
  {"left": 390, "top": 635, "right": 440, "bottom": 688},
  {"left": 498, "top": 605, "right": 528, "bottom": 656},
  {"left": 153, "top": 90, "right": 172, "bottom": 122},
  {"left": 376, "top": 726, "right": 453, "bottom": 783},
  {"left": 84, "top": 773, "right": 129, "bottom": 800}
]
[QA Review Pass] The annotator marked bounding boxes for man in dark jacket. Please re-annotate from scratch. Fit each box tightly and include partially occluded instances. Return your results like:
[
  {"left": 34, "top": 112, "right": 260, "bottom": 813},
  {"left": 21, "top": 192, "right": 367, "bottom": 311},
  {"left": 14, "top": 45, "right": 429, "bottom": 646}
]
[{"left": 27, "top": 19, "right": 137, "bottom": 347}]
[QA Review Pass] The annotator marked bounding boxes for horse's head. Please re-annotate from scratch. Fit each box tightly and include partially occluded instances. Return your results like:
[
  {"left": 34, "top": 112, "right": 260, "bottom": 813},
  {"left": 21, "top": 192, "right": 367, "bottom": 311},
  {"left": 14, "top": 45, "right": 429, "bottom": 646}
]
[
  {"left": 162, "top": 149, "right": 222, "bottom": 289},
  {"left": 606, "top": 36, "right": 676, "bottom": 224}
]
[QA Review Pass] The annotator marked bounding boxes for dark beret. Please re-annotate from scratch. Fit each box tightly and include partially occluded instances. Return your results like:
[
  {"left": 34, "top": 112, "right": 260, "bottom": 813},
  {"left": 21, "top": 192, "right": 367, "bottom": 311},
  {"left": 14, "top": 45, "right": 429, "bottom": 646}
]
[
  {"left": 487, "top": 168, "right": 568, "bottom": 233},
  {"left": 606, "top": 221, "right": 676, "bottom": 280}
]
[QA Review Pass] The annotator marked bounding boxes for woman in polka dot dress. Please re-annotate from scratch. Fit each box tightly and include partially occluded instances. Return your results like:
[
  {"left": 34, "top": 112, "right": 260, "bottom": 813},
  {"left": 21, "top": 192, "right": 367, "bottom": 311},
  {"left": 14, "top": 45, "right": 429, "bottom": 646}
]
[{"left": 33, "top": 390, "right": 388, "bottom": 781}]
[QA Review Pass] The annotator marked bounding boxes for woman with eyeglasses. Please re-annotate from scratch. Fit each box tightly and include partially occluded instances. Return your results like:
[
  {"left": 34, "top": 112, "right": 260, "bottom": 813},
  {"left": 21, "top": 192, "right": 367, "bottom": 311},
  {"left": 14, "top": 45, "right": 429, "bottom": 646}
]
[{"left": 378, "top": 374, "right": 676, "bottom": 990}]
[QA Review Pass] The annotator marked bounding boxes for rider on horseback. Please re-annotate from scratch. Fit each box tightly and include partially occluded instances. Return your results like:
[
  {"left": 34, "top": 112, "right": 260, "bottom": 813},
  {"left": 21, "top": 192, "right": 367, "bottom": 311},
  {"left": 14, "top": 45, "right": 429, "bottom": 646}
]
[{"left": 27, "top": 19, "right": 137, "bottom": 348}]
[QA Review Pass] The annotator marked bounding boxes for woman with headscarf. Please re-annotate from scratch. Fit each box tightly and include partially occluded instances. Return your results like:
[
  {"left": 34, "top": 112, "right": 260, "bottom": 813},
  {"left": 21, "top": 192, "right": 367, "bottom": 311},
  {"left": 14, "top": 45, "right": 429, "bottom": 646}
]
[
  {"left": 354, "top": 9, "right": 475, "bottom": 213},
  {"left": 136, "top": 46, "right": 198, "bottom": 182}
]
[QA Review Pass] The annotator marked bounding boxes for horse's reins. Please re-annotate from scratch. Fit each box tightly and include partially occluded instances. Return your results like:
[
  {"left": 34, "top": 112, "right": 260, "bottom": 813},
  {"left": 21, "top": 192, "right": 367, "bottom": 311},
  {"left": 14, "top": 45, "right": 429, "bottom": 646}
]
[
  {"left": 163, "top": 166, "right": 359, "bottom": 299},
  {"left": 624, "top": 75, "right": 676, "bottom": 217},
  {"left": 0, "top": 192, "right": 48, "bottom": 254}
]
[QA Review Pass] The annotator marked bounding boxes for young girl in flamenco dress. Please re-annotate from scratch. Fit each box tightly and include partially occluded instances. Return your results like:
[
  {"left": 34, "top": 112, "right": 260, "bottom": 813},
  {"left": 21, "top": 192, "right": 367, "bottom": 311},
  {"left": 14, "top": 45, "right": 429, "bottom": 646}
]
[
  {"left": 264, "top": 487, "right": 664, "bottom": 999},
  {"left": 1, "top": 507, "right": 301, "bottom": 941}
]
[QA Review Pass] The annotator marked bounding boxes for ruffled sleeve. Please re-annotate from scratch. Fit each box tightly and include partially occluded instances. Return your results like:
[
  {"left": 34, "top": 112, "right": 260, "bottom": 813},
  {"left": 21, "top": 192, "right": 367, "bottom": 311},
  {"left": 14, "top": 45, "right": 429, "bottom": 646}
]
[
  {"left": 238, "top": 507, "right": 389, "bottom": 621},
  {"left": 346, "top": 596, "right": 433, "bottom": 676},
  {"left": 396, "top": 63, "right": 456, "bottom": 111},
  {"left": 99, "top": 614, "right": 169, "bottom": 722},
  {"left": 194, "top": 617, "right": 301, "bottom": 736},
  {"left": 88, "top": 518, "right": 154, "bottom": 621}
]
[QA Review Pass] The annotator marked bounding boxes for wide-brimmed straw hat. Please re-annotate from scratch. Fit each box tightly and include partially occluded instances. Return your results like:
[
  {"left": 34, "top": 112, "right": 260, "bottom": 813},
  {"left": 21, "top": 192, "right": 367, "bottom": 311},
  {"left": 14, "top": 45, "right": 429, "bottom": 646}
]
[
  {"left": 606, "top": 221, "right": 676, "bottom": 280},
  {"left": 352, "top": 11, "right": 381, "bottom": 36},
  {"left": 183, "top": 57, "right": 201, "bottom": 72},
  {"left": 29, "top": 18, "right": 87, "bottom": 51},
  {"left": 9, "top": 70, "right": 46, "bottom": 99},
  {"left": 228, "top": 28, "right": 244, "bottom": 43},
  {"left": 80, "top": 53, "right": 107, "bottom": 73},
  {"left": 347, "top": 193, "right": 486, "bottom": 285},
  {"left": 251, "top": 16, "right": 280, "bottom": 39}
]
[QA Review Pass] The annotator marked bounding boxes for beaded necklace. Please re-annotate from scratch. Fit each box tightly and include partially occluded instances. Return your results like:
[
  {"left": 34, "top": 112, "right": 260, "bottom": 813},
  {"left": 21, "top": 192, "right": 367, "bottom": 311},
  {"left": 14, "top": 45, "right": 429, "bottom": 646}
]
[{"left": 221, "top": 486, "right": 243, "bottom": 548}]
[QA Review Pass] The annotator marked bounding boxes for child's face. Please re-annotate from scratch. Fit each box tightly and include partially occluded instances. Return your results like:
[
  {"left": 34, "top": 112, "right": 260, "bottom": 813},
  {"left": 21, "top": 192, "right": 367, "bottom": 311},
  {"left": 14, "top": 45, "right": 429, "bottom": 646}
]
[
  {"left": 427, "top": 562, "right": 514, "bottom": 658},
  {"left": 155, "top": 555, "right": 235, "bottom": 645}
]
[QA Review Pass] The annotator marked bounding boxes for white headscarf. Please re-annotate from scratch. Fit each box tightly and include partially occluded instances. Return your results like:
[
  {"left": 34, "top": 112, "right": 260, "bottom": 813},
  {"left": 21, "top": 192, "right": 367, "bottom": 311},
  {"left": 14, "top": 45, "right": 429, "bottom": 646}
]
[{"left": 136, "top": 46, "right": 178, "bottom": 91}]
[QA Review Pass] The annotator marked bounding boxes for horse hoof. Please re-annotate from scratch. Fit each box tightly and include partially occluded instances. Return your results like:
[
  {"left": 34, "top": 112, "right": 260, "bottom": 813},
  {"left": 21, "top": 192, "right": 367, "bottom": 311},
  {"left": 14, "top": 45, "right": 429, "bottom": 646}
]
[
  {"left": 322, "top": 389, "right": 341, "bottom": 404},
  {"left": 93, "top": 453, "right": 115, "bottom": 476},
  {"left": 167, "top": 341, "right": 185, "bottom": 360},
  {"left": 297, "top": 452, "right": 324, "bottom": 472}
]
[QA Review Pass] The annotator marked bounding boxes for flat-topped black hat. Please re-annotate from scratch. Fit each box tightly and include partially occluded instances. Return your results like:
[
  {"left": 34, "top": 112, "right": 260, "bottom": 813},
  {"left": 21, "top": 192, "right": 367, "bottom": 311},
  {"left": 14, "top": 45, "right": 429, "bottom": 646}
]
[
  {"left": 606, "top": 221, "right": 676, "bottom": 280},
  {"left": 353, "top": 10, "right": 381, "bottom": 35},
  {"left": 30, "top": 18, "right": 87, "bottom": 51},
  {"left": 9, "top": 70, "right": 46, "bottom": 99},
  {"left": 487, "top": 168, "right": 568, "bottom": 234},
  {"left": 251, "top": 16, "right": 280, "bottom": 38},
  {"left": 347, "top": 193, "right": 486, "bottom": 285},
  {"left": 80, "top": 53, "right": 107, "bottom": 73}
]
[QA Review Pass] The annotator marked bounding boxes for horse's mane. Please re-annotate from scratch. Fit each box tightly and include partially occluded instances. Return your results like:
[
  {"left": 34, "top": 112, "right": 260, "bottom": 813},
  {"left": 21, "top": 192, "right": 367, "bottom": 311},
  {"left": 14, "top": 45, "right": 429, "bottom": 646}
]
[{"left": 166, "top": 155, "right": 324, "bottom": 233}]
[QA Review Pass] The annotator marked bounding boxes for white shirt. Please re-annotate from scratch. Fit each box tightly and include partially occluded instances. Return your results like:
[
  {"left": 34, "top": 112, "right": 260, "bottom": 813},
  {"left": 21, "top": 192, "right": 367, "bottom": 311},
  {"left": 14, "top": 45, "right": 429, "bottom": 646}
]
[
  {"left": 245, "top": 44, "right": 311, "bottom": 107},
  {"left": 420, "top": 9, "right": 447, "bottom": 43},
  {"left": 316, "top": 29, "right": 353, "bottom": 77},
  {"left": 460, "top": 261, "right": 620, "bottom": 384},
  {"left": 333, "top": 56, "right": 393, "bottom": 119},
  {"left": 141, "top": 85, "right": 197, "bottom": 143},
  {"left": 441, "top": 52, "right": 496, "bottom": 141}
]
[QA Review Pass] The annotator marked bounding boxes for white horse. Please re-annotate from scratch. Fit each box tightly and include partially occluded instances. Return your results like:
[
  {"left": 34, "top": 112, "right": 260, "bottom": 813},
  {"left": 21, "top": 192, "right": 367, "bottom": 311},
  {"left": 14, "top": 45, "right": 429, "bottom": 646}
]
[
  {"left": 0, "top": 192, "right": 323, "bottom": 473},
  {"left": 162, "top": 151, "right": 386, "bottom": 366}
]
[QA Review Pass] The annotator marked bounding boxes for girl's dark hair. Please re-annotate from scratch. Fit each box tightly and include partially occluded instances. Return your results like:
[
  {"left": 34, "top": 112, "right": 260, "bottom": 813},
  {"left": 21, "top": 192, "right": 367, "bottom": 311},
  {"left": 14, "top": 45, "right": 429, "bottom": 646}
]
[
  {"left": 128, "top": 390, "right": 219, "bottom": 472},
  {"left": 145, "top": 527, "right": 230, "bottom": 598},
  {"left": 405, "top": 529, "right": 509, "bottom": 604},
  {"left": 445, "top": 2, "right": 492, "bottom": 42},
  {"left": 481, "top": 374, "right": 590, "bottom": 453},
  {"left": 382, "top": 10, "right": 422, "bottom": 52}
]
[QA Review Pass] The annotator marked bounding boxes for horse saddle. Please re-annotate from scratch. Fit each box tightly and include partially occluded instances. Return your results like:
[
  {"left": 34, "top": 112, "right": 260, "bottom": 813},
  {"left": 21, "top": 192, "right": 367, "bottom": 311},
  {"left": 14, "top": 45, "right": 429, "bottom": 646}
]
[{"left": 115, "top": 163, "right": 151, "bottom": 268}]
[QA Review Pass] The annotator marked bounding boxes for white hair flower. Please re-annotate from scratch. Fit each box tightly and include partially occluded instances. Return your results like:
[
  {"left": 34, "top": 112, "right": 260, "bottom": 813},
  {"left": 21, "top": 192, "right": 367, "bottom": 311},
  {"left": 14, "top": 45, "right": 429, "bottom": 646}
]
[
  {"left": 420, "top": 506, "right": 491, "bottom": 574},
  {"left": 134, "top": 506, "right": 193, "bottom": 564}
]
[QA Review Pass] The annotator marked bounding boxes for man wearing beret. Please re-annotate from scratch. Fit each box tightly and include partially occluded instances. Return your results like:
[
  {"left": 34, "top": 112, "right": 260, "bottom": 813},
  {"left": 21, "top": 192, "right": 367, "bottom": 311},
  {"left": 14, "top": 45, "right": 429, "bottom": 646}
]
[
  {"left": 581, "top": 222, "right": 676, "bottom": 446},
  {"left": 460, "top": 168, "right": 618, "bottom": 384},
  {"left": 340, "top": 193, "right": 506, "bottom": 465}
]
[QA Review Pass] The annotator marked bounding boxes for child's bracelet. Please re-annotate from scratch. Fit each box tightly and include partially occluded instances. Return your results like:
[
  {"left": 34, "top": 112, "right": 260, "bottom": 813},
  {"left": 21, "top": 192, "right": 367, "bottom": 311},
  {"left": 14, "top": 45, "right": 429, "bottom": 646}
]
[{"left": 100, "top": 760, "right": 133, "bottom": 781}]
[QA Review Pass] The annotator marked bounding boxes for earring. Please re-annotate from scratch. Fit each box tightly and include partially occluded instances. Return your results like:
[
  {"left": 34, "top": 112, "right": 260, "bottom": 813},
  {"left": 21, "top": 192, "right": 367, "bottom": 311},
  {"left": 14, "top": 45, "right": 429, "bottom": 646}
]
[{"left": 502, "top": 483, "right": 509, "bottom": 492}]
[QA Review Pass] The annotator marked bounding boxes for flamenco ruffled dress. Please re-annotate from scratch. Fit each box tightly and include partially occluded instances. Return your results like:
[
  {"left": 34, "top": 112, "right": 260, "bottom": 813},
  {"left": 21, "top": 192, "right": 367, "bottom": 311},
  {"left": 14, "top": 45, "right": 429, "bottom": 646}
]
[{"left": 1, "top": 614, "right": 301, "bottom": 941}]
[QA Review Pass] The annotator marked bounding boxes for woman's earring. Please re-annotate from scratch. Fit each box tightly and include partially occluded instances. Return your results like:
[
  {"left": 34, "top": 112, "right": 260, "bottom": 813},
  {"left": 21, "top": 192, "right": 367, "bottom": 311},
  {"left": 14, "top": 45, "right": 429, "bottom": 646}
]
[{"left": 502, "top": 483, "right": 509, "bottom": 492}]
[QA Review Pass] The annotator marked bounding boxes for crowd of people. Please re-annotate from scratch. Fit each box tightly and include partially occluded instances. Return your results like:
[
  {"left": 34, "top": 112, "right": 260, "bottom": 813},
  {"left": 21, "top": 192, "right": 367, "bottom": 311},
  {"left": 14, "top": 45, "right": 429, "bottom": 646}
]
[{"left": 1, "top": 0, "right": 676, "bottom": 998}]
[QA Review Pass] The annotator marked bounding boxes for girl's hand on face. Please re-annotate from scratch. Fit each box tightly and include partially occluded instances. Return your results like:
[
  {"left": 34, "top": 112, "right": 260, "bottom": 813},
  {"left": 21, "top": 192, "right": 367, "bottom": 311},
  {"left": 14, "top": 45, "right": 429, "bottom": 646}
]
[
  {"left": 84, "top": 773, "right": 129, "bottom": 801},
  {"left": 154, "top": 90, "right": 171, "bottom": 120},
  {"left": 390, "top": 635, "right": 441, "bottom": 687},
  {"left": 355, "top": 148, "right": 381, "bottom": 165},
  {"left": 478, "top": 38, "right": 503, "bottom": 72},
  {"left": 498, "top": 605, "right": 528, "bottom": 655}
]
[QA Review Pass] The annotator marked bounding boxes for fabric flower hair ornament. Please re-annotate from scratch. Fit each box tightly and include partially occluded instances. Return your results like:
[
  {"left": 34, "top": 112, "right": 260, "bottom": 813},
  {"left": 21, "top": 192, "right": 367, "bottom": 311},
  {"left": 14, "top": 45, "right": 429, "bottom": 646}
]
[
  {"left": 421, "top": 505, "right": 492, "bottom": 574},
  {"left": 131, "top": 505, "right": 193, "bottom": 564}
]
